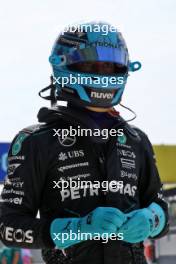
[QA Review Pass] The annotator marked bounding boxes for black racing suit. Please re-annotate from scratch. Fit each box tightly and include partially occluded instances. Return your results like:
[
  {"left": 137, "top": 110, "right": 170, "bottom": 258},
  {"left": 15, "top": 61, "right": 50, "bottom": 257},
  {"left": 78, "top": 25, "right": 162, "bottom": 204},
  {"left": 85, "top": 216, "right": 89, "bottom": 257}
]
[{"left": 0, "top": 105, "right": 169, "bottom": 264}]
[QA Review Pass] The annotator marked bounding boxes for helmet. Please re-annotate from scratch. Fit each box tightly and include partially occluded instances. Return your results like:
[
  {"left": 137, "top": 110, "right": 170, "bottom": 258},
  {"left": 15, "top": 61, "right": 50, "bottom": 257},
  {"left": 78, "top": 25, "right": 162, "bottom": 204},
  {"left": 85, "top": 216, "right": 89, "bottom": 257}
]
[{"left": 49, "top": 21, "right": 141, "bottom": 108}]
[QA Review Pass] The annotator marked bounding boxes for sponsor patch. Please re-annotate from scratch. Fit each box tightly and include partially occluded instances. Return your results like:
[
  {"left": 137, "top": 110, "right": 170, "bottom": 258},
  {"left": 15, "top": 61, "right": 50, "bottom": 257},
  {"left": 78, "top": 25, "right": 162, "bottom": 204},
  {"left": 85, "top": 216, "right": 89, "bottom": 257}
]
[
  {"left": 120, "top": 170, "right": 137, "bottom": 181},
  {"left": 120, "top": 158, "right": 136, "bottom": 169},
  {"left": 58, "top": 150, "right": 84, "bottom": 161},
  {"left": 117, "top": 134, "right": 127, "bottom": 145},
  {"left": 117, "top": 149, "right": 136, "bottom": 159},
  {"left": 7, "top": 163, "right": 21, "bottom": 176},
  {"left": 12, "top": 133, "right": 29, "bottom": 156},
  {"left": 58, "top": 135, "right": 76, "bottom": 147},
  {"left": 0, "top": 223, "right": 33, "bottom": 243},
  {"left": 0, "top": 197, "right": 23, "bottom": 205},
  {"left": 8, "top": 156, "right": 25, "bottom": 162},
  {"left": 58, "top": 162, "right": 89, "bottom": 173}
]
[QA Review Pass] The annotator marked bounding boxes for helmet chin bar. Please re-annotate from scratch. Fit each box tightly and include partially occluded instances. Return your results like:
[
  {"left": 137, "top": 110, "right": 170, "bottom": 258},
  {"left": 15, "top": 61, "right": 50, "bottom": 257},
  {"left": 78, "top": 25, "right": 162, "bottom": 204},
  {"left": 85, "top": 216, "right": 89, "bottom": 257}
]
[
  {"left": 38, "top": 72, "right": 126, "bottom": 108},
  {"left": 38, "top": 77, "right": 137, "bottom": 123},
  {"left": 55, "top": 85, "right": 123, "bottom": 108}
]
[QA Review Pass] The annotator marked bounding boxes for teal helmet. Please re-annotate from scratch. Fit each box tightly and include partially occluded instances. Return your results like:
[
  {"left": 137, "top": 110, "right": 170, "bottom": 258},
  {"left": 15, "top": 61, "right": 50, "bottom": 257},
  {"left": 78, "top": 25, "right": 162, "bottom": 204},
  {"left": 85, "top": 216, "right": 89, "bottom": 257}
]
[{"left": 49, "top": 21, "right": 141, "bottom": 108}]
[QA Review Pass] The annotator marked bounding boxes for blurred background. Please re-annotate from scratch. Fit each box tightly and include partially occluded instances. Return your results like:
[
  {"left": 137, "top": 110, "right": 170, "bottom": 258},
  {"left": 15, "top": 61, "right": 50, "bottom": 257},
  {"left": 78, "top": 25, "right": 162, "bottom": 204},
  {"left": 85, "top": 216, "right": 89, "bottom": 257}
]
[{"left": 0, "top": 0, "right": 175, "bottom": 263}]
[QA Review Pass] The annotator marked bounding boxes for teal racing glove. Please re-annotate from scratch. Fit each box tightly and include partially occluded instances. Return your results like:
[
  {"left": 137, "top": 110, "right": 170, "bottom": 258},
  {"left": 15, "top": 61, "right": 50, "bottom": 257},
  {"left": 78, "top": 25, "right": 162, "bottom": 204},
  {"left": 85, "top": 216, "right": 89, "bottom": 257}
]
[
  {"left": 50, "top": 207, "right": 127, "bottom": 249},
  {"left": 119, "top": 202, "right": 166, "bottom": 243}
]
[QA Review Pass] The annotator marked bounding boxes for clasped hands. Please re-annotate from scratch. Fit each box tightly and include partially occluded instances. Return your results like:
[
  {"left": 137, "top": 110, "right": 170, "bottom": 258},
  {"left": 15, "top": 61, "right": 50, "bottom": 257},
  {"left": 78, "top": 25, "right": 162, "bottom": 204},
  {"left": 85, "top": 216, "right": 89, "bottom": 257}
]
[{"left": 51, "top": 203, "right": 165, "bottom": 249}]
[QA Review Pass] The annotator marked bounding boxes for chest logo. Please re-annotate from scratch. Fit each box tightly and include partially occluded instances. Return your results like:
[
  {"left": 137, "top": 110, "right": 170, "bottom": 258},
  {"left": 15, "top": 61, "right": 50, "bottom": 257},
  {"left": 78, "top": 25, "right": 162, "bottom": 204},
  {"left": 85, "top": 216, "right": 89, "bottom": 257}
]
[
  {"left": 58, "top": 135, "right": 76, "bottom": 147},
  {"left": 117, "top": 134, "right": 127, "bottom": 144}
]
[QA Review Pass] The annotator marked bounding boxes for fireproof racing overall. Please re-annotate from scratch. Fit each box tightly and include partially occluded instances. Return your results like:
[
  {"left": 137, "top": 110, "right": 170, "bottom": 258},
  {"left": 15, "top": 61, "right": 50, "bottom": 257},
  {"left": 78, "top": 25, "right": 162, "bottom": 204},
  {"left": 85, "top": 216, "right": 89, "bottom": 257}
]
[{"left": 0, "top": 105, "right": 169, "bottom": 264}]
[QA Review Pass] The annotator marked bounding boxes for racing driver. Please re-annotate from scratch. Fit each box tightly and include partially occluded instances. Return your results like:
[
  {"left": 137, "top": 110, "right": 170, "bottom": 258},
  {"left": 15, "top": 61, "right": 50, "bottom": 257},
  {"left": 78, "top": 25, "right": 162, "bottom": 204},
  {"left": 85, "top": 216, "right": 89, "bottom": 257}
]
[{"left": 0, "top": 22, "right": 169, "bottom": 264}]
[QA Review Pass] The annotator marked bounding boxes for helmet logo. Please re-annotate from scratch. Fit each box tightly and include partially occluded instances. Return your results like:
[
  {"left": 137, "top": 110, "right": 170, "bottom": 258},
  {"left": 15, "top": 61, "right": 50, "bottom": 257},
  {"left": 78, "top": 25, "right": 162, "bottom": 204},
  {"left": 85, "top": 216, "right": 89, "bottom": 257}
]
[
  {"left": 89, "top": 32, "right": 118, "bottom": 48},
  {"left": 90, "top": 41, "right": 118, "bottom": 49},
  {"left": 90, "top": 91, "right": 114, "bottom": 99}
]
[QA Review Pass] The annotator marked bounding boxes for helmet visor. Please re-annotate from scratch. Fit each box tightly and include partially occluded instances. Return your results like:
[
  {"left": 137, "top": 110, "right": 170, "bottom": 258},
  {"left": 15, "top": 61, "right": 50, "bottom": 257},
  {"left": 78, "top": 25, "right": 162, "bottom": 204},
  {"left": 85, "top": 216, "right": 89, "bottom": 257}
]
[{"left": 66, "top": 46, "right": 128, "bottom": 67}]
